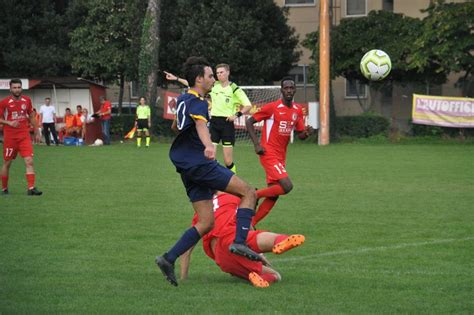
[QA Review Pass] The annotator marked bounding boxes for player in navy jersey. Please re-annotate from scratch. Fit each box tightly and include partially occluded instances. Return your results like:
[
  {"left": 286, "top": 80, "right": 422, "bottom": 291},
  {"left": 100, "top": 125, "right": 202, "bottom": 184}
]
[{"left": 156, "top": 57, "right": 261, "bottom": 287}]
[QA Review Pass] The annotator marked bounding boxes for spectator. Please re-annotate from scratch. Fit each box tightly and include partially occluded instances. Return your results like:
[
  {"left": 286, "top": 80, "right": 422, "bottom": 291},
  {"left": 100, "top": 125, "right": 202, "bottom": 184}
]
[
  {"left": 62, "top": 108, "right": 76, "bottom": 137},
  {"left": 80, "top": 108, "right": 94, "bottom": 140},
  {"left": 95, "top": 96, "right": 111, "bottom": 145},
  {"left": 39, "top": 97, "right": 59, "bottom": 146},
  {"left": 74, "top": 105, "right": 83, "bottom": 138}
]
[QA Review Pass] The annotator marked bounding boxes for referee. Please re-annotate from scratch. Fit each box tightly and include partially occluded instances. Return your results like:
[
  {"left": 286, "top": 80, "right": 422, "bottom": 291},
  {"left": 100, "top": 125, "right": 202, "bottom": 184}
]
[
  {"left": 209, "top": 64, "right": 252, "bottom": 173},
  {"left": 135, "top": 97, "right": 151, "bottom": 147},
  {"left": 164, "top": 64, "right": 252, "bottom": 173}
]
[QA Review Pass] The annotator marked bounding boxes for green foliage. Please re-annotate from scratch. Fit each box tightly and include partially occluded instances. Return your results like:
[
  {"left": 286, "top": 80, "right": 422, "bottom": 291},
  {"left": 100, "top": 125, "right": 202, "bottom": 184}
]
[
  {"left": 303, "top": 11, "right": 425, "bottom": 89},
  {"left": 411, "top": 1, "right": 474, "bottom": 96},
  {"left": 69, "top": 0, "right": 147, "bottom": 82},
  {"left": 410, "top": 121, "right": 474, "bottom": 138},
  {"left": 335, "top": 114, "right": 390, "bottom": 138},
  {"left": 110, "top": 114, "right": 136, "bottom": 137},
  {"left": 159, "top": 0, "right": 300, "bottom": 85},
  {"left": 0, "top": 0, "right": 73, "bottom": 77}
]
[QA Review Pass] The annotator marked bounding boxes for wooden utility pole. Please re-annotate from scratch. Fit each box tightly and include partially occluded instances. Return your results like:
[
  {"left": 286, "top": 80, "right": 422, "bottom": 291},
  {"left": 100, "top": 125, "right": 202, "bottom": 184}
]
[{"left": 319, "top": 0, "right": 330, "bottom": 145}]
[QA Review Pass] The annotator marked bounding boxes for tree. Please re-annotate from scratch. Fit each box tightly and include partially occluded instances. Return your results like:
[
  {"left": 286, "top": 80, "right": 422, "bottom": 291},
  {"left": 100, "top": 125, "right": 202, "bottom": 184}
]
[
  {"left": 69, "top": 0, "right": 146, "bottom": 113},
  {"left": 139, "top": 0, "right": 160, "bottom": 107},
  {"left": 158, "top": 0, "right": 300, "bottom": 85},
  {"left": 0, "top": 0, "right": 72, "bottom": 77},
  {"left": 411, "top": 1, "right": 474, "bottom": 97},
  {"left": 303, "top": 11, "right": 432, "bottom": 112}
]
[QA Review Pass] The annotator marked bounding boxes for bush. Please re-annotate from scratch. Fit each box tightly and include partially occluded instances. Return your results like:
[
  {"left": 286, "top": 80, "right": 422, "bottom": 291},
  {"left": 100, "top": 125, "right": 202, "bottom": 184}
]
[
  {"left": 335, "top": 114, "right": 389, "bottom": 138},
  {"left": 110, "top": 114, "right": 136, "bottom": 137},
  {"left": 410, "top": 121, "right": 474, "bottom": 138}
]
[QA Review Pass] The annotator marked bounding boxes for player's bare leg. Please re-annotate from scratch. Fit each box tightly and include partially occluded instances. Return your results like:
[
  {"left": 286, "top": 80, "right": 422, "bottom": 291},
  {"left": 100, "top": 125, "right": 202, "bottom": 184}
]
[
  {"left": 156, "top": 200, "right": 214, "bottom": 287},
  {"left": 223, "top": 146, "right": 236, "bottom": 173},
  {"left": 24, "top": 157, "right": 42, "bottom": 195},
  {"left": 1, "top": 160, "right": 13, "bottom": 194}
]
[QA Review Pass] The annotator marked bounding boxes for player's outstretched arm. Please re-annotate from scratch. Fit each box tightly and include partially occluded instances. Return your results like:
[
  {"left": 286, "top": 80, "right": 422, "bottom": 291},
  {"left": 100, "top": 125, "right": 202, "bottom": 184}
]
[
  {"left": 245, "top": 117, "right": 264, "bottom": 155},
  {"left": 164, "top": 71, "right": 189, "bottom": 87}
]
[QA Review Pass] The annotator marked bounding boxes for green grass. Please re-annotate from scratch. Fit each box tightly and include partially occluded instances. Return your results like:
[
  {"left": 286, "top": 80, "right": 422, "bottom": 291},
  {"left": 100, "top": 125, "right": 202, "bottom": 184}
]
[{"left": 1, "top": 141, "right": 473, "bottom": 313}]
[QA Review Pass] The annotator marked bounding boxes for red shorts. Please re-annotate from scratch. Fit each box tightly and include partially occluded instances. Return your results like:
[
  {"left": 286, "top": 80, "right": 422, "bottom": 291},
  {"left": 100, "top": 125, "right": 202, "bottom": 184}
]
[
  {"left": 3, "top": 135, "right": 34, "bottom": 161},
  {"left": 213, "top": 230, "right": 265, "bottom": 280},
  {"left": 259, "top": 154, "right": 288, "bottom": 184}
]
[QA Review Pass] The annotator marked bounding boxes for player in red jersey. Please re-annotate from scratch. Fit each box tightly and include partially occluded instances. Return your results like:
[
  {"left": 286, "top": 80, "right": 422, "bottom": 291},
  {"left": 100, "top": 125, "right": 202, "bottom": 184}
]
[
  {"left": 246, "top": 77, "right": 312, "bottom": 226},
  {"left": 181, "top": 192, "right": 305, "bottom": 288},
  {"left": 0, "top": 79, "right": 42, "bottom": 195}
]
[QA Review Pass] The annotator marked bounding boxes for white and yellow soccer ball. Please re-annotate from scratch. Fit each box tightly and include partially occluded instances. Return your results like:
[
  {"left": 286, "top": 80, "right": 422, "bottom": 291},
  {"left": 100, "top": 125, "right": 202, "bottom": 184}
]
[{"left": 360, "top": 49, "right": 392, "bottom": 81}]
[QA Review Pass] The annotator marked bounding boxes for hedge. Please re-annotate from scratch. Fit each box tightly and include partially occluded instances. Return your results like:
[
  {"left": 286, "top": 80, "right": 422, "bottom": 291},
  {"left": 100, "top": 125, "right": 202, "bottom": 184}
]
[{"left": 335, "top": 114, "right": 390, "bottom": 138}]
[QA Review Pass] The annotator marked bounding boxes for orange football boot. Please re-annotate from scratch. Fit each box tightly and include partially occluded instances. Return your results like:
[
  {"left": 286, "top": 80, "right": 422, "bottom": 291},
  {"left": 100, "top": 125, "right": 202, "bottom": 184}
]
[
  {"left": 272, "top": 234, "right": 305, "bottom": 255},
  {"left": 249, "top": 272, "right": 270, "bottom": 288}
]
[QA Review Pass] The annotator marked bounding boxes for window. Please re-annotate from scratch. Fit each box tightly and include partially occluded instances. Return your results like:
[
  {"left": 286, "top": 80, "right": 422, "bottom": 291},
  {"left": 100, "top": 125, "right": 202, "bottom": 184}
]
[
  {"left": 383, "top": 0, "right": 394, "bottom": 12},
  {"left": 346, "top": 0, "right": 366, "bottom": 16},
  {"left": 284, "top": 0, "right": 315, "bottom": 6},
  {"left": 130, "top": 81, "right": 140, "bottom": 99},
  {"left": 345, "top": 79, "right": 367, "bottom": 98},
  {"left": 288, "top": 65, "right": 312, "bottom": 86}
]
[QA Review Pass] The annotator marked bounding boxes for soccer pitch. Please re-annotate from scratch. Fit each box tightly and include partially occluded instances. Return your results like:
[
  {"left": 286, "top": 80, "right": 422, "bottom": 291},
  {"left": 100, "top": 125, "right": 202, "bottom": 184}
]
[{"left": 1, "top": 142, "right": 473, "bottom": 313}]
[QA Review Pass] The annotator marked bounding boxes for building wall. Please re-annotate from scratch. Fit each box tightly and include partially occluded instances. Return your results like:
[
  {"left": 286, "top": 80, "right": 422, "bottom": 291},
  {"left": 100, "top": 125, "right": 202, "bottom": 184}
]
[
  {"left": 276, "top": 0, "right": 469, "bottom": 132},
  {"left": 0, "top": 89, "right": 93, "bottom": 116}
]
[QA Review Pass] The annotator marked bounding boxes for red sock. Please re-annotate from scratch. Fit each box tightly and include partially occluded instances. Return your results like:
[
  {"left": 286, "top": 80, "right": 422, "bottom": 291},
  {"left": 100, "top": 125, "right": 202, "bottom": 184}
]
[
  {"left": 273, "top": 234, "right": 289, "bottom": 246},
  {"left": 1, "top": 175, "right": 8, "bottom": 190},
  {"left": 260, "top": 273, "right": 279, "bottom": 283},
  {"left": 26, "top": 173, "right": 35, "bottom": 190},
  {"left": 252, "top": 198, "right": 277, "bottom": 226},
  {"left": 256, "top": 184, "right": 285, "bottom": 199}
]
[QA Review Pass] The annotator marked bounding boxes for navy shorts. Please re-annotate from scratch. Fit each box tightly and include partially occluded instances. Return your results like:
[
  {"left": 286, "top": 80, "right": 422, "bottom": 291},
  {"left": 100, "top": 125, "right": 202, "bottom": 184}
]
[{"left": 179, "top": 160, "right": 234, "bottom": 202}]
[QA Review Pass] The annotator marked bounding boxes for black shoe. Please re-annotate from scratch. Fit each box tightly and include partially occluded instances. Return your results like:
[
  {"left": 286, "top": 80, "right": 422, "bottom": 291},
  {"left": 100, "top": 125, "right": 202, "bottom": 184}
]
[
  {"left": 155, "top": 255, "right": 178, "bottom": 287},
  {"left": 27, "top": 187, "right": 43, "bottom": 196},
  {"left": 229, "top": 243, "right": 263, "bottom": 262},
  {"left": 2, "top": 189, "right": 8, "bottom": 195}
]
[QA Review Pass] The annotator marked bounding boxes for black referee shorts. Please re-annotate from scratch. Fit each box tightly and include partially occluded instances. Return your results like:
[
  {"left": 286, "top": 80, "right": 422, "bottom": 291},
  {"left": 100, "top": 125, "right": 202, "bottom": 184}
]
[
  {"left": 137, "top": 119, "right": 149, "bottom": 131},
  {"left": 210, "top": 116, "right": 235, "bottom": 146}
]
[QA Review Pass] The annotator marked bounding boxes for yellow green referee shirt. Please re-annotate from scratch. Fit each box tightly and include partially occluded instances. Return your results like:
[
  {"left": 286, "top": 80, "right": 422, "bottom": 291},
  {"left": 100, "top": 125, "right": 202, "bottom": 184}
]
[
  {"left": 209, "top": 81, "right": 251, "bottom": 117},
  {"left": 136, "top": 105, "right": 151, "bottom": 119}
]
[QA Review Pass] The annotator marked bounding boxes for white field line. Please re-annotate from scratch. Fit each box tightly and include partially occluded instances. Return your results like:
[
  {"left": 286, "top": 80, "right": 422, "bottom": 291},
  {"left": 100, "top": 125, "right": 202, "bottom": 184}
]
[{"left": 272, "top": 236, "right": 474, "bottom": 263}]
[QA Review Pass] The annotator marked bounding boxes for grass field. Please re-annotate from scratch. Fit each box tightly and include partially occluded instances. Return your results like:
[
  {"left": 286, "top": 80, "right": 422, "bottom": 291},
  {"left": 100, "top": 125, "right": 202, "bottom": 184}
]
[{"left": 1, "top": 141, "right": 473, "bottom": 313}]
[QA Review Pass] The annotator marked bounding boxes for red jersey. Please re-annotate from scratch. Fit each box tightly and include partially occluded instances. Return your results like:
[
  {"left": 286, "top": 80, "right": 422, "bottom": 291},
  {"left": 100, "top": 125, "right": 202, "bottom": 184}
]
[
  {"left": 191, "top": 193, "right": 240, "bottom": 260},
  {"left": 252, "top": 100, "right": 305, "bottom": 160},
  {"left": 0, "top": 95, "right": 34, "bottom": 138},
  {"left": 100, "top": 101, "right": 112, "bottom": 120}
]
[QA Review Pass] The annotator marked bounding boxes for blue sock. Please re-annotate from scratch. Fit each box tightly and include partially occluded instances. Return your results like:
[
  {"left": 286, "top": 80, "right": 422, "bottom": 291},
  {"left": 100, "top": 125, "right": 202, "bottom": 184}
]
[
  {"left": 164, "top": 226, "right": 201, "bottom": 264},
  {"left": 234, "top": 208, "right": 255, "bottom": 244}
]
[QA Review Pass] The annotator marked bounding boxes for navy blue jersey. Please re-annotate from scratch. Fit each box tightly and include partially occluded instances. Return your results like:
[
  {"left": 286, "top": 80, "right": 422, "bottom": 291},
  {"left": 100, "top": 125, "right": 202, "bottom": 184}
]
[{"left": 170, "top": 90, "right": 210, "bottom": 170}]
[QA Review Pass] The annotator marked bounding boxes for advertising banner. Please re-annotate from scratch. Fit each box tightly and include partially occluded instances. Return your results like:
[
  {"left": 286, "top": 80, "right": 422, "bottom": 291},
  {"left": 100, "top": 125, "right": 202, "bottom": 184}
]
[{"left": 412, "top": 94, "right": 474, "bottom": 128}]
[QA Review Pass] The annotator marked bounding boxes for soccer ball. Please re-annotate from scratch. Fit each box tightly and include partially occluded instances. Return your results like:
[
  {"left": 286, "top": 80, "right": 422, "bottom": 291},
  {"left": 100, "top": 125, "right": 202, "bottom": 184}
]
[
  {"left": 94, "top": 139, "right": 104, "bottom": 146},
  {"left": 360, "top": 49, "right": 392, "bottom": 81}
]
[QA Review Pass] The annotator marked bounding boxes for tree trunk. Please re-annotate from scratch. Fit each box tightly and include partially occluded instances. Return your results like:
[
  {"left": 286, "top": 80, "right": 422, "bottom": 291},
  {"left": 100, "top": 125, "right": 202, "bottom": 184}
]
[
  {"left": 118, "top": 74, "right": 124, "bottom": 116},
  {"left": 139, "top": 0, "right": 160, "bottom": 119}
]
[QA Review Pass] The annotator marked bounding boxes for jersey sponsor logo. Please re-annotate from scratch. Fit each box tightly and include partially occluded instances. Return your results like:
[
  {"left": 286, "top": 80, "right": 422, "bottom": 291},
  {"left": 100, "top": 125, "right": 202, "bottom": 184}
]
[{"left": 278, "top": 120, "right": 294, "bottom": 134}]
